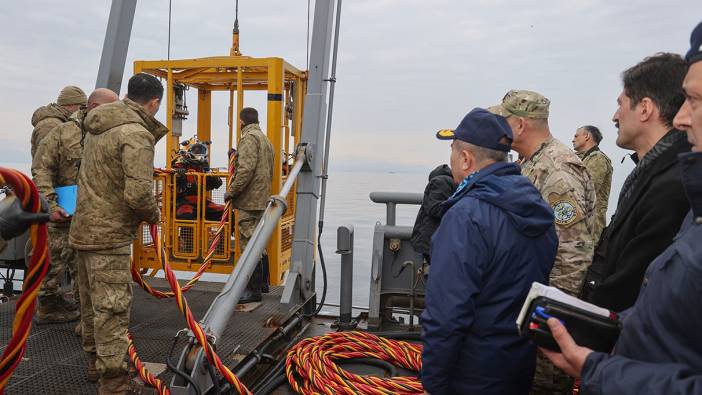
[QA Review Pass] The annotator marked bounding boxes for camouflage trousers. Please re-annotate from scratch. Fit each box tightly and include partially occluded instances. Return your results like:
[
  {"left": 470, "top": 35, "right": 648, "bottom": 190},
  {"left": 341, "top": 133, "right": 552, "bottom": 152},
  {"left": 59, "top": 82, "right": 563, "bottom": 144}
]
[
  {"left": 76, "top": 246, "right": 132, "bottom": 378},
  {"left": 530, "top": 352, "right": 574, "bottom": 395},
  {"left": 238, "top": 209, "right": 264, "bottom": 255},
  {"left": 39, "top": 226, "right": 79, "bottom": 303}
]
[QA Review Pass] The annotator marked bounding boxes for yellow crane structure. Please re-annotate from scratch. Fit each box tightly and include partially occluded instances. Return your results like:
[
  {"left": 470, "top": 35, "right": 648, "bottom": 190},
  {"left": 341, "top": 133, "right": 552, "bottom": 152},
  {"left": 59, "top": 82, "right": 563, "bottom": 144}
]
[{"left": 131, "top": 27, "right": 307, "bottom": 286}]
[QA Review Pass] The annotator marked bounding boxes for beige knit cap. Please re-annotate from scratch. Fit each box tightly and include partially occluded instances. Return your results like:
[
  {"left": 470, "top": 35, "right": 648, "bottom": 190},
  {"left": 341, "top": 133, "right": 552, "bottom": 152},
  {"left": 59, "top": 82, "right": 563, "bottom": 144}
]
[{"left": 57, "top": 86, "right": 87, "bottom": 106}]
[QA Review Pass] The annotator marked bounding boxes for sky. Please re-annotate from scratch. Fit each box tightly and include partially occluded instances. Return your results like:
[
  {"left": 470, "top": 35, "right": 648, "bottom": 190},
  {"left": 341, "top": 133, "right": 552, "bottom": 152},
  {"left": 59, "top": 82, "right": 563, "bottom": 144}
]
[{"left": 1, "top": 0, "right": 700, "bottom": 215}]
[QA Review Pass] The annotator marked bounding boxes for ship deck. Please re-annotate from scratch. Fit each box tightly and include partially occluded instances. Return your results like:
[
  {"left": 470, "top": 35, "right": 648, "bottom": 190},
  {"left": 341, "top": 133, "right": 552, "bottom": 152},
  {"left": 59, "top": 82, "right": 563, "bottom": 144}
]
[{"left": 0, "top": 280, "right": 300, "bottom": 394}]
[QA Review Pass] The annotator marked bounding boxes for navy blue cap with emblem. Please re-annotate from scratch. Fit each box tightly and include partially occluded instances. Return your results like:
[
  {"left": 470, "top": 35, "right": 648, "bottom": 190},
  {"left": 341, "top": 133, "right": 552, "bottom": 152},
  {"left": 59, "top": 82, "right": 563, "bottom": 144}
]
[
  {"left": 686, "top": 21, "right": 702, "bottom": 64},
  {"left": 436, "top": 107, "right": 513, "bottom": 152}
]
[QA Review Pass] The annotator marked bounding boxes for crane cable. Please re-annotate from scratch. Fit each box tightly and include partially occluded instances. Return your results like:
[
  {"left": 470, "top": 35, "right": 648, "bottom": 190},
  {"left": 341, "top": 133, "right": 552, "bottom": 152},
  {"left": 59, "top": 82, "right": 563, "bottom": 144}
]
[{"left": 0, "top": 168, "right": 50, "bottom": 392}]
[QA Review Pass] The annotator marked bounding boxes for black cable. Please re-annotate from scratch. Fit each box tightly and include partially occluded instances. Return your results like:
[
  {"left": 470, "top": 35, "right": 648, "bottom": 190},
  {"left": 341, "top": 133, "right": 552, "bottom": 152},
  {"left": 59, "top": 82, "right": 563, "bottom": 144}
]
[
  {"left": 302, "top": 229, "right": 327, "bottom": 318},
  {"left": 257, "top": 373, "right": 288, "bottom": 395}
]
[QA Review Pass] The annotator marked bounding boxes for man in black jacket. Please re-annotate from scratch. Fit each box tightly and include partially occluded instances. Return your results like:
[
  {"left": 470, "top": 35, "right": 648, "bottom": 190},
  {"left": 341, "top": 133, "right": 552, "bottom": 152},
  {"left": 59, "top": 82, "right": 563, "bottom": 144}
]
[
  {"left": 581, "top": 53, "right": 691, "bottom": 312},
  {"left": 410, "top": 164, "right": 456, "bottom": 264}
]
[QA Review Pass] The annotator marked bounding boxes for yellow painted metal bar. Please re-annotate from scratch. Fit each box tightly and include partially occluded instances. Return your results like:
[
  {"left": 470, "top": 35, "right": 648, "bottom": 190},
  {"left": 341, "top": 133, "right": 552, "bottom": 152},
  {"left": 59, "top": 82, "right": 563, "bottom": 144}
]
[
  {"left": 197, "top": 90, "right": 212, "bottom": 144},
  {"left": 166, "top": 68, "right": 176, "bottom": 169},
  {"left": 267, "top": 58, "right": 284, "bottom": 285}
]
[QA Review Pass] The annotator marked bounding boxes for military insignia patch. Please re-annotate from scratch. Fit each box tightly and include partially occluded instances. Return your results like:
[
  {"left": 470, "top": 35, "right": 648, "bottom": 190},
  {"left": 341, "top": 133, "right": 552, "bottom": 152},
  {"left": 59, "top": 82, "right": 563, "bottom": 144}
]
[{"left": 551, "top": 198, "right": 578, "bottom": 226}]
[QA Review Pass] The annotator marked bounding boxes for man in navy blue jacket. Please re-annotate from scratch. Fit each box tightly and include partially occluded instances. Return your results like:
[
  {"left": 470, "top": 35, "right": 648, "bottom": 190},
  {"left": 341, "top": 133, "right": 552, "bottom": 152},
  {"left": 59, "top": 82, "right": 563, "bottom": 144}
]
[
  {"left": 421, "top": 108, "right": 558, "bottom": 395},
  {"left": 542, "top": 21, "right": 702, "bottom": 394}
]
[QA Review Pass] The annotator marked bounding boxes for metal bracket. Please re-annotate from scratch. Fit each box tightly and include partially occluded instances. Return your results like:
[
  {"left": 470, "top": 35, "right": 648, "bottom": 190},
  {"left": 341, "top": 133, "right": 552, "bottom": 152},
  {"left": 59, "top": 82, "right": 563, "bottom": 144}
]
[{"left": 296, "top": 143, "right": 313, "bottom": 172}]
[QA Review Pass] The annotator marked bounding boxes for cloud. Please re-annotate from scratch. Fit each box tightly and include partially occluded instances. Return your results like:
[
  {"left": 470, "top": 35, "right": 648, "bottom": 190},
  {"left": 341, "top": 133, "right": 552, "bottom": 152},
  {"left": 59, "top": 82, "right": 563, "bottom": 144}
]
[{"left": 1, "top": 0, "right": 699, "bottom": 211}]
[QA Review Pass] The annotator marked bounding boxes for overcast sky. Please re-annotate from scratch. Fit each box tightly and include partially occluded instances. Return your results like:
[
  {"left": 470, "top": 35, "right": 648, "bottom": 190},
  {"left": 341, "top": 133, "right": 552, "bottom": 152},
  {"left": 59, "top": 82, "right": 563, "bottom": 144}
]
[{"left": 1, "top": 0, "right": 700, "bottom": 213}]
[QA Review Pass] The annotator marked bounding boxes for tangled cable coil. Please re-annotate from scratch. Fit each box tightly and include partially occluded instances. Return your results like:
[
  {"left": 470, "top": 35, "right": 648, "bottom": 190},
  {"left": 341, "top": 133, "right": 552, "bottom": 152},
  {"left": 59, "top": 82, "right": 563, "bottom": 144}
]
[
  {"left": 0, "top": 168, "right": 50, "bottom": 392},
  {"left": 285, "top": 331, "right": 424, "bottom": 395}
]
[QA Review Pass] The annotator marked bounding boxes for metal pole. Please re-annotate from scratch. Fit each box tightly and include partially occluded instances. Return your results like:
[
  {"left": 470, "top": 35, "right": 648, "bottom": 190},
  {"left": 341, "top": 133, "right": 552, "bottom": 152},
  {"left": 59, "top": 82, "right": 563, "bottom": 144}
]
[
  {"left": 172, "top": 147, "right": 307, "bottom": 394},
  {"left": 386, "top": 202, "right": 396, "bottom": 226},
  {"left": 336, "top": 225, "right": 354, "bottom": 329},
  {"left": 95, "top": 0, "right": 137, "bottom": 94},
  {"left": 318, "top": 0, "right": 343, "bottom": 233},
  {"left": 281, "top": 0, "right": 337, "bottom": 310}
]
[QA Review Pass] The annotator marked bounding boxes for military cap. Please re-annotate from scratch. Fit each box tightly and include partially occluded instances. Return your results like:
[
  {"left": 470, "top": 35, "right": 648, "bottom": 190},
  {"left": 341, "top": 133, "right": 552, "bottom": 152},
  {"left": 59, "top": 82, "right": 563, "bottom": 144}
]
[
  {"left": 489, "top": 89, "right": 550, "bottom": 119},
  {"left": 57, "top": 86, "right": 87, "bottom": 106},
  {"left": 436, "top": 107, "right": 513, "bottom": 152},
  {"left": 686, "top": 21, "right": 702, "bottom": 64}
]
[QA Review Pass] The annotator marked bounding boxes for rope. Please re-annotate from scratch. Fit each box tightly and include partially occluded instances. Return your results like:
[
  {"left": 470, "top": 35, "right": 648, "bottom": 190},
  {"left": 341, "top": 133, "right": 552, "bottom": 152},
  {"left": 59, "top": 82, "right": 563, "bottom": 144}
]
[
  {"left": 285, "top": 331, "right": 424, "bottom": 395},
  {"left": 131, "top": 157, "right": 235, "bottom": 299},
  {"left": 0, "top": 168, "right": 50, "bottom": 392},
  {"left": 128, "top": 155, "right": 250, "bottom": 393}
]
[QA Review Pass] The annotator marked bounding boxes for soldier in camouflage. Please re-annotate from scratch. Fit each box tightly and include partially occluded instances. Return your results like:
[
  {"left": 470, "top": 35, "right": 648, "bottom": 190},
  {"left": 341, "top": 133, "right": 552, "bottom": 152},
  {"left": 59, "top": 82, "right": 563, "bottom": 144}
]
[
  {"left": 490, "top": 90, "right": 596, "bottom": 395},
  {"left": 224, "top": 107, "right": 274, "bottom": 304},
  {"left": 68, "top": 74, "right": 167, "bottom": 394},
  {"left": 32, "top": 88, "right": 119, "bottom": 328},
  {"left": 572, "top": 125, "right": 613, "bottom": 242},
  {"left": 31, "top": 86, "right": 87, "bottom": 158}
]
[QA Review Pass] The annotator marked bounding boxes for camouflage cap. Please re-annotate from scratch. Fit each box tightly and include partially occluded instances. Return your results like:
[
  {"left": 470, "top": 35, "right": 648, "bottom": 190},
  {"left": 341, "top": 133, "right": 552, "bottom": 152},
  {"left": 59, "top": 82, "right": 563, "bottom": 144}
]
[
  {"left": 489, "top": 90, "right": 550, "bottom": 119},
  {"left": 57, "top": 86, "right": 87, "bottom": 106}
]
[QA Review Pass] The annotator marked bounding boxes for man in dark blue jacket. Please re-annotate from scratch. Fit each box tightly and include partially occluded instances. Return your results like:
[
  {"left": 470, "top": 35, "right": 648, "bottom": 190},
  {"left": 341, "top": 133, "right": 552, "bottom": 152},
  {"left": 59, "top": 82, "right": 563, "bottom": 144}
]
[
  {"left": 542, "top": 21, "right": 702, "bottom": 394},
  {"left": 421, "top": 108, "right": 558, "bottom": 395}
]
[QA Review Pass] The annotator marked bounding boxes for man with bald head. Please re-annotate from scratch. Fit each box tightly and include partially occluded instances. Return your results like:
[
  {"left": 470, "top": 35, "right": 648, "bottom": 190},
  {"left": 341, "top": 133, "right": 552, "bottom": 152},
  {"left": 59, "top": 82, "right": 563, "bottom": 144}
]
[{"left": 31, "top": 88, "right": 118, "bottom": 331}]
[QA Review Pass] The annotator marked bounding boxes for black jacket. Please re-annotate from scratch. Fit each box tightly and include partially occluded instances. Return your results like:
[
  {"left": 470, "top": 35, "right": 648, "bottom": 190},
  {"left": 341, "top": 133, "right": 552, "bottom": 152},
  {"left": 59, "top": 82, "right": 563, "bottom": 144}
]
[
  {"left": 410, "top": 164, "right": 456, "bottom": 259},
  {"left": 581, "top": 130, "right": 691, "bottom": 311}
]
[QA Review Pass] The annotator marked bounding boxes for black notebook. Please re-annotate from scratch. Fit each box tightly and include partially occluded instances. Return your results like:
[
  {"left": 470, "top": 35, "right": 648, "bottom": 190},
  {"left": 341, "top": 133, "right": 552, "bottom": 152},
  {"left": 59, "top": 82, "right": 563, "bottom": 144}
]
[{"left": 517, "top": 282, "right": 621, "bottom": 353}]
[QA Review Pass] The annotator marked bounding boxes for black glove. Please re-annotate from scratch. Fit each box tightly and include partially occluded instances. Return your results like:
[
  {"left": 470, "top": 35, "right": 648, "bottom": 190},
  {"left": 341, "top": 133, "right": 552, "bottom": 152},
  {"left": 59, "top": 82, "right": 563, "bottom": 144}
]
[
  {"left": 174, "top": 168, "right": 187, "bottom": 176},
  {"left": 0, "top": 195, "right": 50, "bottom": 240}
]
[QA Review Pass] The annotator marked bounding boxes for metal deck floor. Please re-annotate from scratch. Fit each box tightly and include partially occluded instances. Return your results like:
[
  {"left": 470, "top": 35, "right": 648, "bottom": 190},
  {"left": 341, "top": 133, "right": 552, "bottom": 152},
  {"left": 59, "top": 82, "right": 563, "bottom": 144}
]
[{"left": 0, "top": 281, "right": 296, "bottom": 394}]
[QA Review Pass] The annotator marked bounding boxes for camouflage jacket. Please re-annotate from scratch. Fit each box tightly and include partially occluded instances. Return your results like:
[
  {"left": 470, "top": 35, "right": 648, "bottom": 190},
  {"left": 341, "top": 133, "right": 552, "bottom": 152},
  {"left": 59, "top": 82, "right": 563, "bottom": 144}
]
[
  {"left": 68, "top": 99, "right": 168, "bottom": 251},
  {"left": 30, "top": 103, "right": 72, "bottom": 158},
  {"left": 577, "top": 146, "right": 613, "bottom": 242},
  {"left": 229, "top": 123, "right": 274, "bottom": 210},
  {"left": 31, "top": 109, "right": 87, "bottom": 228},
  {"left": 521, "top": 136, "right": 596, "bottom": 296}
]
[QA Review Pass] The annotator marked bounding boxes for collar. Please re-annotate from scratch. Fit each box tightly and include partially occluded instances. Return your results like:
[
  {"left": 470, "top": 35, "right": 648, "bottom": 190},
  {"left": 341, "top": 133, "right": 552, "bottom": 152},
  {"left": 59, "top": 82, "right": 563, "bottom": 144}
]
[
  {"left": 582, "top": 145, "right": 600, "bottom": 158},
  {"left": 679, "top": 151, "right": 702, "bottom": 221},
  {"left": 123, "top": 98, "right": 169, "bottom": 143},
  {"left": 241, "top": 123, "right": 261, "bottom": 137},
  {"left": 523, "top": 135, "right": 554, "bottom": 165}
]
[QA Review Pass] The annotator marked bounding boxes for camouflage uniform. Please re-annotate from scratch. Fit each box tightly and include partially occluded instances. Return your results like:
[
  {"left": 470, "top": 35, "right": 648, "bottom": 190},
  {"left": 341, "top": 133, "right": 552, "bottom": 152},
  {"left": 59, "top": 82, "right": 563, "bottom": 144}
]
[
  {"left": 31, "top": 110, "right": 87, "bottom": 320},
  {"left": 229, "top": 123, "right": 274, "bottom": 251},
  {"left": 30, "top": 104, "right": 72, "bottom": 158},
  {"left": 69, "top": 99, "right": 167, "bottom": 379},
  {"left": 577, "top": 147, "right": 613, "bottom": 242},
  {"left": 491, "top": 90, "right": 596, "bottom": 395}
]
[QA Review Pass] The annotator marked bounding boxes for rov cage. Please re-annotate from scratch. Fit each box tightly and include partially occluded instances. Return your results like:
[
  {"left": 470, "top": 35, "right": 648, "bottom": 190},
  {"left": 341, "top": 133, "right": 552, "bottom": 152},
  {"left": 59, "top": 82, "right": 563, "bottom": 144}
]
[{"left": 131, "top": 54, "right": 307, "bottom": 285}]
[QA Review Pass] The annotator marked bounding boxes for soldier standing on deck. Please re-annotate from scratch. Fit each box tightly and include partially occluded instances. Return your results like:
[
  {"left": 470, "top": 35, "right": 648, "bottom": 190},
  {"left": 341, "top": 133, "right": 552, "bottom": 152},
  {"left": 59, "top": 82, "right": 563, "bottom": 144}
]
[
  {"left": 572, "top": 125, "right": 613, "bottom": 241},
  {"left": 69, "top": 73, "right": 168, "bottom": 394},
  {"left": 224, "top": 107, "right": 274, "bottom": 304},
  {"left": 32, "top": 88, "right": 119, "bottom": 326},
  {"left": 31, "top": 86, "right": 87, "bottom": 158},
  {"left": 489, "top": 90, "right": 596, "bottom": 395}
]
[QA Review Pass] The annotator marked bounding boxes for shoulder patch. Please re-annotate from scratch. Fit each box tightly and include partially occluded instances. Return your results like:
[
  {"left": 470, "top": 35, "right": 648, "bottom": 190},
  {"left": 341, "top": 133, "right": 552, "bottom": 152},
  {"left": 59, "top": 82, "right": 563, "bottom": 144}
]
[{"left": 548, "top": 193, "right": 583, "bottom": 227}]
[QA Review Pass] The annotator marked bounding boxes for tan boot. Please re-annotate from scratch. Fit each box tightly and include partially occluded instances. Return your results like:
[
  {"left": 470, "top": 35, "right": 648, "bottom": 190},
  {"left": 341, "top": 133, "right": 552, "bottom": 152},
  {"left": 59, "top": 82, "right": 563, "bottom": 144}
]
[
  {"left": 98, "top": 373, "right": 155, "bottom": 395},
  {"left": 34, "top": 295, "right": 80, "bottom": 324},
  {"left": 87, "top": 353, "right": 99, "bottom": 383}
]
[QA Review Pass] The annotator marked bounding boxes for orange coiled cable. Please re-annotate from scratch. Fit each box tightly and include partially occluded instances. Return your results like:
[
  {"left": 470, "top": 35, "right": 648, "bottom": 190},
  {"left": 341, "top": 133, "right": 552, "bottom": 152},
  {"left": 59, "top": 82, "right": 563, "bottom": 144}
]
[{"left": 0, "top": 168, "right": 50, "bottom": 393}]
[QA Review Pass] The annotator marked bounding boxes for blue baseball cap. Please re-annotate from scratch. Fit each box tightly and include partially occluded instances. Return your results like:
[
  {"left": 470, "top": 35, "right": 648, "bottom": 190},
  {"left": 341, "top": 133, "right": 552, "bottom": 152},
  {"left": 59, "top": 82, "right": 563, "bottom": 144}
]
[
  {"left": 686, "top": 21, "right": 702, "bottom": 64},
  {"left": 436, "top": 107, "right": 513, "bottom": 152}
]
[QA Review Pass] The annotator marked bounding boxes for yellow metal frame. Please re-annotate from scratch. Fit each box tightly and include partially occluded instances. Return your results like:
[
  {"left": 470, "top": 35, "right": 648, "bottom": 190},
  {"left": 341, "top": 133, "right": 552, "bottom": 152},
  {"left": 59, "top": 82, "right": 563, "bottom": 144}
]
[{"left": 132, "top": 52, "right": 308, "bottom": 286}]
